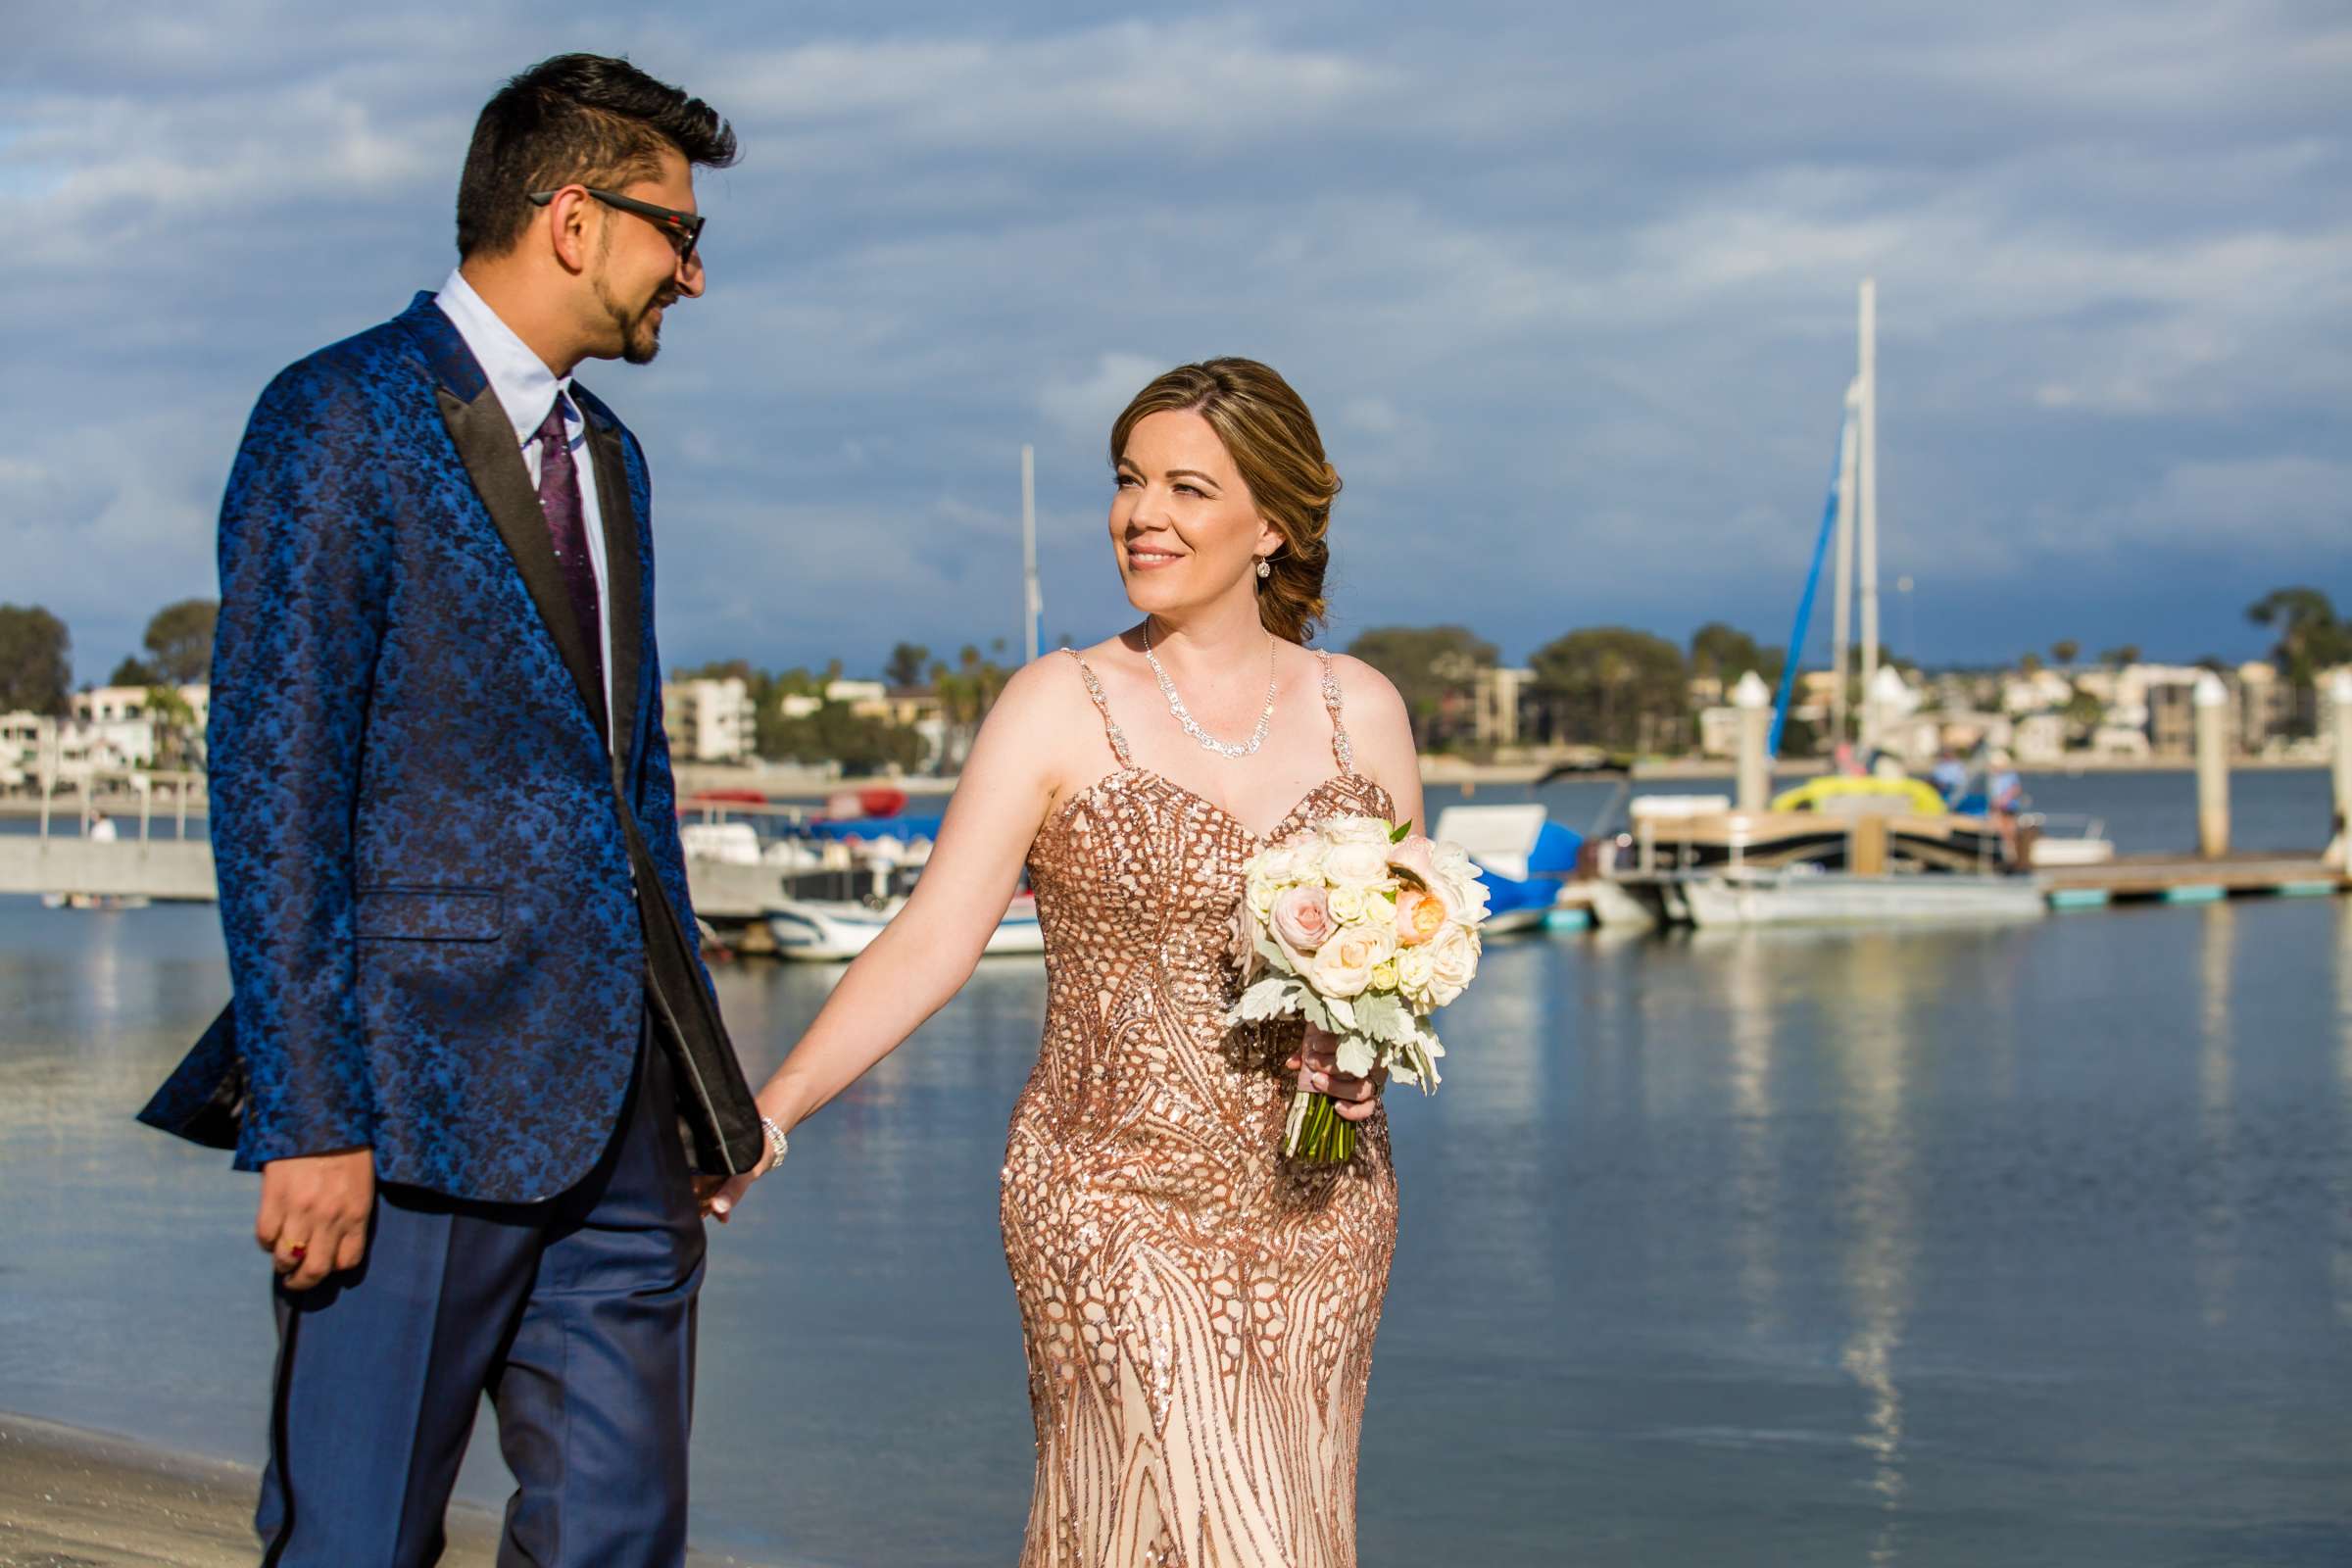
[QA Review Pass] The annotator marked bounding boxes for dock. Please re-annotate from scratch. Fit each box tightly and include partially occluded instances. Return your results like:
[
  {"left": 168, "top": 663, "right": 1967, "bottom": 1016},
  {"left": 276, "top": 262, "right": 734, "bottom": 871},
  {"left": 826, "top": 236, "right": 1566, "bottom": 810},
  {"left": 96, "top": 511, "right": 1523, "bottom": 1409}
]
[
  {"left": 2037, "top": 853, "right": 2347, "bottom": 908},
  {"left": 0, "top": 835, "right": 216, "bottom": 902}
]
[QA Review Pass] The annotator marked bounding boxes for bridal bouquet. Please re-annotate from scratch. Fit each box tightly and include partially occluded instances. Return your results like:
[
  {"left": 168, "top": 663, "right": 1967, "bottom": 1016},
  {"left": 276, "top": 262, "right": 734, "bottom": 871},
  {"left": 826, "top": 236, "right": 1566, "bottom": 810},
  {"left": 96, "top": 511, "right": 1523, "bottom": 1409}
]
[{"left": 1227, "top": 814, "right": 1491, "bottom": 1163}]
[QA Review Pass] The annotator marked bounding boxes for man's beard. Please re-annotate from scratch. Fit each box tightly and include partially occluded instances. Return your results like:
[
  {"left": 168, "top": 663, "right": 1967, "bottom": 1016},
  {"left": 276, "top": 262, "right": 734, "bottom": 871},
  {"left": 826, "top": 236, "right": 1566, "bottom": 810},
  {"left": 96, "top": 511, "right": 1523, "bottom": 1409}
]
[{"left": 596, "top": 273, "right": 672, "bottom": 366}]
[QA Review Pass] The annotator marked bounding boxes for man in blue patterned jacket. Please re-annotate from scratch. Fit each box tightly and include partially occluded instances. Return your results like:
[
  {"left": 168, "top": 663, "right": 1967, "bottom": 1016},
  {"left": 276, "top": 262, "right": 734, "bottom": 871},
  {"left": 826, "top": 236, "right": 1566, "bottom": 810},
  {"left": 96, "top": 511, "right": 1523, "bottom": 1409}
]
[{"left": 138, "top": 54, "right": 783, "bottom": 1565}]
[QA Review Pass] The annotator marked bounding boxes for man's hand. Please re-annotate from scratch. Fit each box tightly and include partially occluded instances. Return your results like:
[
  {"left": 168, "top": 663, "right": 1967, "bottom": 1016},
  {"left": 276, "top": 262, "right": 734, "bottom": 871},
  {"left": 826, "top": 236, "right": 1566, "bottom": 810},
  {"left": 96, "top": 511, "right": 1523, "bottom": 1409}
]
[
  {"left": 698, "top": 1142, "right": 775, "bottom": 1224},
  {"left": 256, "top": 1148, "right": 374, "bottom": 1291},
  {"left": 1288, "top": 1022, "right": 1387, "bottom": 1124}
]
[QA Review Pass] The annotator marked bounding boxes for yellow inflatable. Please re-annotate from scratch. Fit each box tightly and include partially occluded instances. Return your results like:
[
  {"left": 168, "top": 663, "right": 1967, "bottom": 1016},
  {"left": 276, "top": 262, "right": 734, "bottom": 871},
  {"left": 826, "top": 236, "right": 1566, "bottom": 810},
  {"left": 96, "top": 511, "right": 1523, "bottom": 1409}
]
[{"left": 1770, "top": 776, "right": 1947, "bottom": 815}]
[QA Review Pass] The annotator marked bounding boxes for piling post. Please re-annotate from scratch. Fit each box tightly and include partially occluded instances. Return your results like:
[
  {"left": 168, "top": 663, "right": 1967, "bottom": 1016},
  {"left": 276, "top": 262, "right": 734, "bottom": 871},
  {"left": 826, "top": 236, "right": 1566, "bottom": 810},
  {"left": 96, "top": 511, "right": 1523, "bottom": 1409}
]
[
  {"left": 2328, "top": 670, "right": 2352, "bottom": 869},
  {"left": 2194, "top": 671, "right": 2230, "bottom": 858},
  {"left": 1734, "top": 670, "right": 1772, "bottom": 812},
  {"left": 1850, "top": 815, "right": 1889, "bottom": 876}
]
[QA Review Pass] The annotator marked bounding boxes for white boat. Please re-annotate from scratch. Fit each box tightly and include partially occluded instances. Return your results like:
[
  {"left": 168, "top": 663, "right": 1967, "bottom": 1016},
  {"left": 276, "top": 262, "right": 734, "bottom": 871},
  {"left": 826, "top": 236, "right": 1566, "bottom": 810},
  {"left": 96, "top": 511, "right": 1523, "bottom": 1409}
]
[
  {"left": 764, "top": 890, "right": 1044, "bottom": 962},
  {"left": 1672, "top": 864, "right": 2044, "bottom": 927},
  {"left": 38, "top": 892, "right": 152, "bottom": 911},
  {"left": 2024, "top": 813, "right": 2116, "bottom": 868}
]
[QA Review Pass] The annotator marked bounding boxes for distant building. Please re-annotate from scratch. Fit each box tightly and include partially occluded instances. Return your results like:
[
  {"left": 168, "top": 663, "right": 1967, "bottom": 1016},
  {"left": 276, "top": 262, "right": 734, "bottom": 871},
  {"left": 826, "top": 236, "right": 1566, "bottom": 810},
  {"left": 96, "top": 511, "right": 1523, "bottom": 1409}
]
[
  {"left": 1472, "top": 666, "right": 1534, "bottom": 747},
  {"left": 778, "top": 679, "right": 944, "bottom": 726},
  {"left": 1696, "top": 705, "right": 1740, "bottom": 759},
  {"left": 2071, "top": 668, "right": 2120, "bottom": 705},
  {"left": 2013, "top": 713, "right": 2067, "bottom": 766},
  {"left": 70, "top": 682, "right": 208, "bottom": 734},
  {"left": 0, "top": 710, "right": 43, "bottom": 786},
  {"left": 2234, "top": 662, "right": 2295, "bottom": 753},
  {"left": 1999, "top": 669, "right": 2073, "bottom": 716},
  {"left": 2089, "top": 724, "right": 2151, "bottom": 760},
  {"left": 663, "top": 677, "right": 759, "bottom": 762}
]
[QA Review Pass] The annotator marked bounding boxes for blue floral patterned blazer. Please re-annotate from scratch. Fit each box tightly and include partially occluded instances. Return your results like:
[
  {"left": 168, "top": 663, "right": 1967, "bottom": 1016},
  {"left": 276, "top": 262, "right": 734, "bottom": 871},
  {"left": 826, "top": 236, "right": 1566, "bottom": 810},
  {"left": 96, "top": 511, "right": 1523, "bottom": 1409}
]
[{"left": 138, "top": 293, "right": 764, "bottom": 1202}]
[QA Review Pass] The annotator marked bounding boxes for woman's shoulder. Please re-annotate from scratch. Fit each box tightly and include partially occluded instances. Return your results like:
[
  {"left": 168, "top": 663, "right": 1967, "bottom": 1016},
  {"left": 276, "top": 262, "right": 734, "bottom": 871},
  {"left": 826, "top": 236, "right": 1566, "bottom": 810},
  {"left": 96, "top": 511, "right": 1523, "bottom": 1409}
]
[
  {"left": 1320, "top": 651, "right": 1407, "bottom": 723},
  {"left": 993, "top": 640, "right": 1140, "bottom": 735}
]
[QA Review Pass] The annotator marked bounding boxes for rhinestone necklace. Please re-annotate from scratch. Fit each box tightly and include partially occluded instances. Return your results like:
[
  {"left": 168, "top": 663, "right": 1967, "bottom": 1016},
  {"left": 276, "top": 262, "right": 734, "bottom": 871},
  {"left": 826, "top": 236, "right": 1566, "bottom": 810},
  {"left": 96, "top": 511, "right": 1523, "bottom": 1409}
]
[{"left": 1143, "top": 622, "right": 1280, "bottom": 759}]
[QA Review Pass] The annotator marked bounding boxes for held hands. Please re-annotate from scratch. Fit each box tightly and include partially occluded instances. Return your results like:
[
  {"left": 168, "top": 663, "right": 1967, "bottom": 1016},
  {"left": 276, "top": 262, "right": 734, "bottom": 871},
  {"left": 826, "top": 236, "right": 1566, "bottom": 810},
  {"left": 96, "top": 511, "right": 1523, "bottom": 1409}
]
[
  {"left": 699, "top": 1109, "right": 787, "bottom": 1223},
  {"left": 1288, "top": 1022, "right": 1386, "bottom": 1123},
  {"left": 696, "top": 1157, "right": 765, "bottom": 1224},
  {"left": 256, "top": 1148, "right": 374, "bottom": 1291}
]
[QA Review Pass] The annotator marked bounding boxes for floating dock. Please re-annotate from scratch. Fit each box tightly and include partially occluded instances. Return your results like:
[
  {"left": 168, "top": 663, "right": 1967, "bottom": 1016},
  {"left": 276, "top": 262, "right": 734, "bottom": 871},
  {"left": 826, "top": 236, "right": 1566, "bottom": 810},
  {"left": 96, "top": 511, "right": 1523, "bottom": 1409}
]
[{"left": 2037, "top": 853, "right": 2346, "bottom": 909}]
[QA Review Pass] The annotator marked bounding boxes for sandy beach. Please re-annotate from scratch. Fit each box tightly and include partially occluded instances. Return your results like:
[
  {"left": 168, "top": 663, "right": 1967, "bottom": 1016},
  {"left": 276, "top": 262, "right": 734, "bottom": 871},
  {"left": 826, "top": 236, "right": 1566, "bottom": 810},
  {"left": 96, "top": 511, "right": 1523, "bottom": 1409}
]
[{"left": 0, "top": 1412, "right": 767, "bottom": 1568}]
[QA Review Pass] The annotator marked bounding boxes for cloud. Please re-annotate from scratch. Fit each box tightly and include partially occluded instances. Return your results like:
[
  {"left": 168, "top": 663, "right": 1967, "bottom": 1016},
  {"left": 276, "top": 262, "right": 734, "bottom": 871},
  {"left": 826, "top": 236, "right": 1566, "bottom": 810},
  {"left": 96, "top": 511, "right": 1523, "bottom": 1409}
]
[
  {"left": 3, "top": 0, "right": 2346, "bottom": 681},
  {"left": 706, "top": 19, "right": 1394, "bottom": 152},
  {"left": 1037, "top": 353, "right": 1164, "bottom": 442}
]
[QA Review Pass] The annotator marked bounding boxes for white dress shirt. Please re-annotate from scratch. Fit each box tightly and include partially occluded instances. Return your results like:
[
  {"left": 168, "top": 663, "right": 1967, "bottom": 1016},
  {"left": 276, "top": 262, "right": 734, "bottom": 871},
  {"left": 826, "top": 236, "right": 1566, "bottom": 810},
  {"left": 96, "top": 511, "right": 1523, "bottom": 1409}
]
[{"left": 433, "top": 269, "right": 615, "bottom": 748}]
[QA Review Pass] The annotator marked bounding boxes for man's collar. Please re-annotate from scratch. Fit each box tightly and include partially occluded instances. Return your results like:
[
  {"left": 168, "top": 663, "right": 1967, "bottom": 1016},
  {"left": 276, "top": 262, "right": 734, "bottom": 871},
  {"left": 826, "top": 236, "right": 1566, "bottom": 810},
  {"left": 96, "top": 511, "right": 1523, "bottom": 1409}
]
[{"left": 433, "top": 269, "right": 576, "bottom": 448}]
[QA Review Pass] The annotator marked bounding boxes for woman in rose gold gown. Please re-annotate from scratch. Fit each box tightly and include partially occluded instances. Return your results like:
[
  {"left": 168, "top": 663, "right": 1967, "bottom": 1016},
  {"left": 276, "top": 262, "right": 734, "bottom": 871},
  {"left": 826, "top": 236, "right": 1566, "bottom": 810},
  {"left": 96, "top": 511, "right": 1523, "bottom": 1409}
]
[
  {"left": 1002, "top": 647, "right": 1399, "bottom": 1566},
  {"left": 719, "top": 359, "right": 1421, "bottom": 1567}
]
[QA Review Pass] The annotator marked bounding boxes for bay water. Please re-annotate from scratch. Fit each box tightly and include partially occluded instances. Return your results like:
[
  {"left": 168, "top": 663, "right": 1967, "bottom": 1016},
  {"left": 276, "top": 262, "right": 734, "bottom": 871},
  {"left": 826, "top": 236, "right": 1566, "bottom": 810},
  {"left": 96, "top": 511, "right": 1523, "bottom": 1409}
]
[{"left": 3, "top": 772, "right": 2348, "bottom": 1565}]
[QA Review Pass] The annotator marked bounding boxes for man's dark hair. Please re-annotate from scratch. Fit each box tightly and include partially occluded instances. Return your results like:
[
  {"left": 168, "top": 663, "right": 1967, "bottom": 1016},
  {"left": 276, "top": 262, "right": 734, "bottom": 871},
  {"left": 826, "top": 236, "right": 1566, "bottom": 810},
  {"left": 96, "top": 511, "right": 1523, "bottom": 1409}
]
[{"left": 456, "top": 54, "right": 738, "bottom": 259}]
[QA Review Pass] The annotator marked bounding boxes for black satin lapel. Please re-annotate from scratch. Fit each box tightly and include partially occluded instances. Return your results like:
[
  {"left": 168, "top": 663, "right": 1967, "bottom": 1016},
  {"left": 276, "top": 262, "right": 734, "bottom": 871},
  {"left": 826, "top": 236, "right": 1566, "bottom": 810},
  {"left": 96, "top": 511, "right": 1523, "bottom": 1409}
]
[
  {"left": 584, "top": 418, "right": 644, "bottom": 783},
  {"left": 436, "top": 385, "right": 610, "bottom": 741}
]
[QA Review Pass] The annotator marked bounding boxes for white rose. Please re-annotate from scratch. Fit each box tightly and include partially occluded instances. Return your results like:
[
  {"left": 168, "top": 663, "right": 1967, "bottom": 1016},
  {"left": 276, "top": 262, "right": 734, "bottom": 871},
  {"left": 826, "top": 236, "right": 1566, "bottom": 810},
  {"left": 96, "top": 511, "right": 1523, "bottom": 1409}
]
[
  {"left": 1323, "top": 839, "right": 1394, "bottom": 890},
  {"left": 1321, "top": 815, "right": 1393, "bottom": 850},
  {"left": 1326, "top": 882, "right": 1368, "bottom": 924},
  {"left": 1395, "top": 944, "right": 1437, "bottom": 1002},
  {"left": 1425, "top": 924, "right": 1480, "bottom": 1006},
  {"left": 1308, "top": 923, "right": 1396, "bottom": 1000},
  {"left": 1263, "top": 839, "right": 1321, "bottom": 885},
  {"left": 1250, "top": 876, "right": 1283, "bottom": 919},
  {"left": 1428, "top": 841, "right": 1493, "bottom": 924}
]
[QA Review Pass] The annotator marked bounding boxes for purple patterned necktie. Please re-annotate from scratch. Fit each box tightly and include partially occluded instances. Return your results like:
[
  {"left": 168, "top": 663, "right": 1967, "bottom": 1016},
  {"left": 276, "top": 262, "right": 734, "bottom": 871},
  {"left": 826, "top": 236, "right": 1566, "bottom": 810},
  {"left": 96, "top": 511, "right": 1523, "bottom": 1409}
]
[{"left": 533, "top": 393, "right": 606, "bottom": 713}]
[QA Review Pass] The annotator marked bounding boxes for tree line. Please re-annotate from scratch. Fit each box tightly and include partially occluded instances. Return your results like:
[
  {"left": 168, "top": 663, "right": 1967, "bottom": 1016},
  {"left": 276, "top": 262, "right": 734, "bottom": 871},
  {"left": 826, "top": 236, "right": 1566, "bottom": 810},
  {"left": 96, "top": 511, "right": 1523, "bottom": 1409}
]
[
  {"left": 671, "top": 639, "right": 1023, "bottom": 774},
  {"left": 0, "top": 599, "right": 217, "bottom": 717},
  {"left": 1349, "top": 583, "right": 2352, "bottom": 756},
  {"left": 11, "top": 584, "right": 2347, "bottom": 762},
  {"left": 1347, "top": 619, "right": 1797, "bottom": 756}
]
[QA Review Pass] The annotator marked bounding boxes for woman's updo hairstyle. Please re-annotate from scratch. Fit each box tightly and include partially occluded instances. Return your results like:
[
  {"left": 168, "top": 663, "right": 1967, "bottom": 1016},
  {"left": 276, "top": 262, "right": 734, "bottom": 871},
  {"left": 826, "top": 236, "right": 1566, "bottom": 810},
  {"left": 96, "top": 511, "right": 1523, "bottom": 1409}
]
[{"left": 1109, "top": 358, "right": 1341, "bottom": 646}]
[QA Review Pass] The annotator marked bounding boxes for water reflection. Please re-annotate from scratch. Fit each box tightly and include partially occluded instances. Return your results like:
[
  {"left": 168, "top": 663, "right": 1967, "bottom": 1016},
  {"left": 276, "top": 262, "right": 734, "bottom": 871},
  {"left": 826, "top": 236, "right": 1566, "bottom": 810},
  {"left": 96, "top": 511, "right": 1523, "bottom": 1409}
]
[
  {"left": 1717, "top": 929, "right": 1782, "bottom": 1346},
  {"left": 2335, "top": 905, "right": 2352, "bottom": 1330},
  {"left": 2195, "top": 904, "right": 2239, "bottom": 1329},
  {"left": 1830, "top": 931, "right": 1918, "bottom": 1568}
]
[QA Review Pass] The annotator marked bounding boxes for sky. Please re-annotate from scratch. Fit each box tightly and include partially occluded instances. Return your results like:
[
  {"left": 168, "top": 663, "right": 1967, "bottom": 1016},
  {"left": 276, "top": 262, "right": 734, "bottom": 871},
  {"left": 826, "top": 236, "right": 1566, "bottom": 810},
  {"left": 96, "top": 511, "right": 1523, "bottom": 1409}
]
[{"left": 5, "top": 1, "right": 2347, "bottom": 683}]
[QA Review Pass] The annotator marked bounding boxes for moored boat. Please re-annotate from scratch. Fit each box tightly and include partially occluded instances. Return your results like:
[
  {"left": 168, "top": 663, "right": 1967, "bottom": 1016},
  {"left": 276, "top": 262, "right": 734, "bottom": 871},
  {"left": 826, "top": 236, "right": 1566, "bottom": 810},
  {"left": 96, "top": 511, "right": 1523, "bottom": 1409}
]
[
  {"left": 762, "top": 889, "right": 1044, "bottom": 962},
  {"left": 1432, "top": 804, "right": 1583, "bottom": 933}
]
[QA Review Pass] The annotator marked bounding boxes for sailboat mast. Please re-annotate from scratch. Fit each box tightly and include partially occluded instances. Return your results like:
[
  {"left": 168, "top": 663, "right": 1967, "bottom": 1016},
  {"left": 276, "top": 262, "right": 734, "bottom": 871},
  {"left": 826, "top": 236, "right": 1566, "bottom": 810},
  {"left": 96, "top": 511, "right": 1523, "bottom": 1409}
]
[
  {"left": 1832, "top": 380, "right": 1858, "bottom": 751},
  {"left": 1857, "top": 277, "right": 1881, "bottom": 752},
  {"left": 1020, "top": 444, "right": 1041, "bottom": 664}
]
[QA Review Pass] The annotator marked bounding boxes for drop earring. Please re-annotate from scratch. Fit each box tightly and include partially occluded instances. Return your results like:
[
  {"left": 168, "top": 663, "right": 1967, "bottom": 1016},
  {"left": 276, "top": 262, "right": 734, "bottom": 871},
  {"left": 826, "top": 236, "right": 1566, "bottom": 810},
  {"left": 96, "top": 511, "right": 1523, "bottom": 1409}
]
[{"left": 1255, "top": 558, "right": 1271, "bottom": 579}]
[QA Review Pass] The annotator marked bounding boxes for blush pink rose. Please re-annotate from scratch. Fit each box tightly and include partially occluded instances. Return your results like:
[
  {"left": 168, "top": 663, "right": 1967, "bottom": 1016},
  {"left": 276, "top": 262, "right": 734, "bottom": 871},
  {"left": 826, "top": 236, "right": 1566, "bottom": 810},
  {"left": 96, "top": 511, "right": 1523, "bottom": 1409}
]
[
  {"left": 1394, "top": 886, "right": 1447, "bottom": 947},
  {"left": 1270, "top": 883, "right": 1335, "bottom": 960}
]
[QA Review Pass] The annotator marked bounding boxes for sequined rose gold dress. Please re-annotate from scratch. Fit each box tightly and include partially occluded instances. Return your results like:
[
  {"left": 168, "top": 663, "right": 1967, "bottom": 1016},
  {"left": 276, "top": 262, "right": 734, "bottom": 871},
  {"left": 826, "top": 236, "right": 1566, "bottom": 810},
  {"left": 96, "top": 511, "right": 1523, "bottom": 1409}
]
[{"left": 1001, "top": 648, "right": 1400, "bottom": 1568}]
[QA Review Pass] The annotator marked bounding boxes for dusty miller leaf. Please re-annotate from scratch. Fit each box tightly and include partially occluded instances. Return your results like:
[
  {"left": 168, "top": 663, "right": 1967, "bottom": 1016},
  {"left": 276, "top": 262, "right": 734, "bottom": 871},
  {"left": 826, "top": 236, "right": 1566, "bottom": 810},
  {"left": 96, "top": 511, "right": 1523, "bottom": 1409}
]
[
  {"left": 1232, "top": 977, "right": 1304, "bottom": 1025},
  {"left": 1350, "top": 991, "right": 1419, "bottom": 1047}
]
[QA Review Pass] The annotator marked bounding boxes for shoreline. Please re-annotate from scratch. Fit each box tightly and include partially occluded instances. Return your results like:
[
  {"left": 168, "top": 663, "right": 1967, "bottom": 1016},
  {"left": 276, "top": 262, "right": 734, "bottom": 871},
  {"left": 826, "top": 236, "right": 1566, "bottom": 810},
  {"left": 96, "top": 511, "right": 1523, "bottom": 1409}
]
[
  {"left": 0, "top": 1411, "right": 774, "bottom": 1567},
  {"left": 5, "top": 755, "right": 2328, "bottom": 821}
]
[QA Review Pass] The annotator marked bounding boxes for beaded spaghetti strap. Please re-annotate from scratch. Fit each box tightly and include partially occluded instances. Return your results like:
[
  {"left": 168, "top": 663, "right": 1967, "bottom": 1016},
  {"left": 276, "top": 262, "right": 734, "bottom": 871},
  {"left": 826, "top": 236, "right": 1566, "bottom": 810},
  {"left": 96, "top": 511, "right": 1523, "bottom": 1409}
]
[
  {"left": 1316, "top": 649, "right": 1355, "bottom": 773},
  {"left": 1063, "top": 648, "right": 1135, "bottom": 767}
]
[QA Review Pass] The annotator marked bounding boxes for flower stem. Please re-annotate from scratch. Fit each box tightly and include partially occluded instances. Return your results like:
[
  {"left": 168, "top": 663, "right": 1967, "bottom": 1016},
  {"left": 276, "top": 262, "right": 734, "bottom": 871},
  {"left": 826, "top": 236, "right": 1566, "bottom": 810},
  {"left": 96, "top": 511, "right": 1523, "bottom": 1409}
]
[{"left": 1284, "top": 1087, "right": 1357, "bottom": 1165}]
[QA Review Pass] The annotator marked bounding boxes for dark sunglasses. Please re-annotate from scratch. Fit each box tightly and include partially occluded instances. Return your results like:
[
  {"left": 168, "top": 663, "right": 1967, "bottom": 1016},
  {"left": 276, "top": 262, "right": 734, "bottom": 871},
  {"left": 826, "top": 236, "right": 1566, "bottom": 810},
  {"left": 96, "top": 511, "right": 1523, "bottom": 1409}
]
[{"left": 527, "top": 186, "right": 706, "bottom": 262}]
